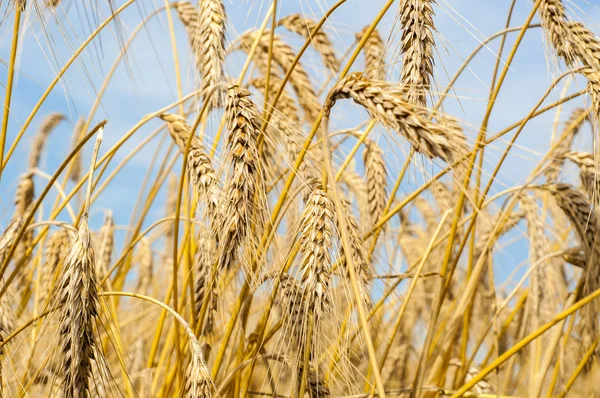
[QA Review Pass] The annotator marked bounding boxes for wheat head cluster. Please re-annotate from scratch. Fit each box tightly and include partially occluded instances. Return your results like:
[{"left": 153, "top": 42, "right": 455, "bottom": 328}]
[{"left": 1, "top": 0, "right": 600, "bottom": 396}]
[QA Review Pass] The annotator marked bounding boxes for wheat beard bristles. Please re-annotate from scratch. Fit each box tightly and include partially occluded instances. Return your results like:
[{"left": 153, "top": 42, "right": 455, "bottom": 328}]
[
  {"left": 219, "top": 86, "right": 264, "bottom": 271},
  {"left": 398, "top": 0, "right": 436, "bottom": 106},
  {"left": 29, "top": 113, "right": 65, "bottom": 169},
  {"left": 278, "top": 14, "right": 340, "bottom": 73},
  {"left": 330, "top": 72, "right": 468, "bottom": 164},
  {"left": 58, "top": 218, "right": 99, "bottom": 398},
  {"left": 356, "top": 26, "right": 386, "bottom": 81},
  {"left": 298, "top": 186, "right": 334, "bottom": 324}
]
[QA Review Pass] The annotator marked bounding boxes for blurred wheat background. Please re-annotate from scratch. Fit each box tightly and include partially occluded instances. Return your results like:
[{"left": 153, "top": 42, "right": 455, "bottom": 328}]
[{"left": 0, "top": 0, "right": 600, "bottom": 397}]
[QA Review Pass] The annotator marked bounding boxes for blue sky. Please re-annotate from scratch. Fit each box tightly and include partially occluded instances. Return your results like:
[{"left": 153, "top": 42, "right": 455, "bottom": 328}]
[{"left": 1, "top": 0, "right": 599, "bottom": 286}]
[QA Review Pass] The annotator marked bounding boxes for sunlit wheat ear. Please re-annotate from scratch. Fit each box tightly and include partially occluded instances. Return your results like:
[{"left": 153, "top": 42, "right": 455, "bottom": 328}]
[
  {"left": 278, "top": 14, "right": 340, "bottom": 73},
  {"left": 558, "top": 151, "right": 599, "bottom": 202},
  {"left": 330, "top": 72, "right": 468, "bottom": 164},
  {"left": 275, "top": 273, "right": 305, "bottom": 349},
  {"left": 356, "top": 26, "right": 385, "bottom": 81},
  {"left": 58, "top": 219, "right": 99, "bottom": 398},
  {"left": 194, "top": 230, "right": 218, "bottom": 350},
  {"left": 520, "top": 196, "right": 565, "bottom": 325},
  {"left": 545, "top": 107, "right": 587, "bottom": 183},
  {"left": 58, "top": 126, "right": 103, "bottom": 398},
  {"left": 39, "top": 229, "right": 70, "bottom": 309},
  {"left": 341, "top": 169, "right": 370, "bottom": 231},
  {"left": 136, "top": 237, "right": 153, "bottom": 295},
  {"left": 0, "top": 218, "right": 20, "bottom": 338},
  {"left": 398, "top": 0, "right": 435, "bottom": 106},
  {"left": 14, "top": 171, "right": 34, "bottom": 264},
  {"left": 337, "top": 198, "right": 372, "bottom": 289},
  {"left": 160, "top": 113, "right": 220, "bottom": 210},
  {"left": 219, "top": 86, "right": 264, "bottom": 271},
  {"left": 185, "top": 330, "right": 212, "bottom": 398},
  {"left": 96, "top": 211, "right": 114, "bottom": 282},
  {"left": 239, "top": 31, "right": 320, "bottom": 121},
  {"left": 198, "top": 0, "right": 226, "bottom": 108},
  {"left": 29, "top": 113, "right": 65, "bottom": 169},
  {"left": 537, "top": 0, "right": 575, "bottom": 64},
  {"left": 363, "top": 139, "right": 387, "bottom": 229},
  {"left": 298, "top": 186, "right": 334, "bottom": 324},
  {"left": 543, "top": 183, "right": 600, "bottom": 348},
  {"left": 70, "top": 117, "right": 85, "bottom": 183}
]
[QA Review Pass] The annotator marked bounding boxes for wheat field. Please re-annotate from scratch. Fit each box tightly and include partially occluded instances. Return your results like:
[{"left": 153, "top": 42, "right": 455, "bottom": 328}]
[{"left": 0, "top": 0, "right": 599, "bottom": 396}]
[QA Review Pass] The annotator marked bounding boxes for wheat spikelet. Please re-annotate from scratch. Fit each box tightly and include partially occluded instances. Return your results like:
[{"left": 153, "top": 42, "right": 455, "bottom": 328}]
[
  {"left": 563, "top": 246, "right": 587, "bottom": 268},
  {"left": 356, "top": 26, "right": 385, "bottom": 81},
  {"left": 398, "top": 0, "right": 435, "bottom": 106},
  {"left": 583, "top": 68, "right": 600, "bottom": 122},
  {"left": 219, "top": 86, "right": 264, "bottom": 270},
  {"left": 298, "top": 186, "right": 334, "bottom": 323},
  {"left": 464, "top": 366, "right": 495, "bottom": 395},
  {"left": 278, "top": 14, "right": 339, "bottom": 73},
  {"left": 70, "top": 117, "right": 85, "bottom": 183},
  {"left": 57, "top": 218, "right": 99, "bottom": 397},
  {"left": 341, "top": 169, "right": 369, "bottom": 230},
  {"left": 545, "top": 108, "right": 587, "bottom": 183},
  {"left": 185, "top": 329, "right": 212, "bottom": 398},
  {"left": 29, "top": 113, "right": 65, "bottom": 169},
  {"left": 363, "top": 140, "right": 387, "bottom": 228},
  {"left": 330, "top": 72, "right": 468, "bottom": 164}
]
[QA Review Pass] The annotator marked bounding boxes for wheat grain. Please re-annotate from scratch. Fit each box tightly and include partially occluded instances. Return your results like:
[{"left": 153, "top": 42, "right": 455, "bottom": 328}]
[
  {"left": 363, "top": 139, "right": 387, "bottom": 228},
  {"left": 57, "top": 218, "right": 99, "bottom": 398}
]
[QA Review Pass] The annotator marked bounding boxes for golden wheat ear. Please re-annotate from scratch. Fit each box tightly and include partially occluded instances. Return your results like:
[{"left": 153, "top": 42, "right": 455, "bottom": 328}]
[{"left": 57, "top": 123, "right": 103, "bottom": 397}]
